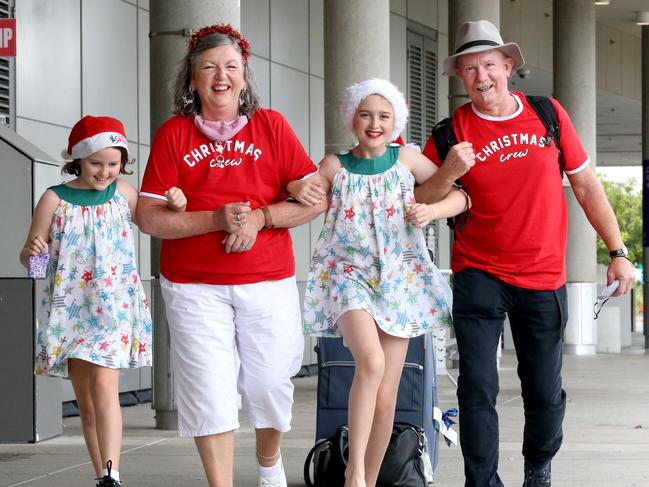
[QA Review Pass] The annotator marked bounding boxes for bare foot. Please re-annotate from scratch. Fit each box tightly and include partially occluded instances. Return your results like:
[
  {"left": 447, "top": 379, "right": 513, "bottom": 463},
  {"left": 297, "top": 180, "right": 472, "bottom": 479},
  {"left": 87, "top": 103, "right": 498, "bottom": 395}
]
[{"left": 344, "top": 465, "right": 366, "bottom": 487}]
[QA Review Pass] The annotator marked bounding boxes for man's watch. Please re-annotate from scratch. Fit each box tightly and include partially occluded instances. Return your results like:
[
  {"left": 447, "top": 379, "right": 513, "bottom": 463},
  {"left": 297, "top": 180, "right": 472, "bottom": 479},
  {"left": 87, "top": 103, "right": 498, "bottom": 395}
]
[{"left": 609, "top": 245, "right": 629, "bottom": 260}]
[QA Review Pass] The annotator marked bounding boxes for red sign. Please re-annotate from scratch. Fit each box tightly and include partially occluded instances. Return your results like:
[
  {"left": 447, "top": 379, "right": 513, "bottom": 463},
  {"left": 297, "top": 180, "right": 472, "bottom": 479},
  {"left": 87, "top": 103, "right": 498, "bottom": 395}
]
[{"left": 0, "top": 19, "right": 16, "bottom": 57}]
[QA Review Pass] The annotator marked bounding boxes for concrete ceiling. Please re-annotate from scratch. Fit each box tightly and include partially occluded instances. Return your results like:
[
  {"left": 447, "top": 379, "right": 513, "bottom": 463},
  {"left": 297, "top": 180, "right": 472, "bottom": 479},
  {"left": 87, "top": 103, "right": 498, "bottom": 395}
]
[
  {"left": 596, "top": 0, "right": 649, "bottom": 36},
  {"left": 507, "top": 0, "right": 646, "bottom": 166}
]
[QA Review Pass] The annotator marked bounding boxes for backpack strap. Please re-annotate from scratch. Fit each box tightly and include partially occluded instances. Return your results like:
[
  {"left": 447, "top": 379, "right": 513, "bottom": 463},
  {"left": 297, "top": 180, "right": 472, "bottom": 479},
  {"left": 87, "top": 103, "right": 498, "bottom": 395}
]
[
  {"left": 431, "top": 117, "right": 457, "bottom": 163},
  {"left": 430, "top": 117, "right": 467, "bottom": 232},
  {"left": 525, "top": 95, "right": 565, "bottom": 174}
]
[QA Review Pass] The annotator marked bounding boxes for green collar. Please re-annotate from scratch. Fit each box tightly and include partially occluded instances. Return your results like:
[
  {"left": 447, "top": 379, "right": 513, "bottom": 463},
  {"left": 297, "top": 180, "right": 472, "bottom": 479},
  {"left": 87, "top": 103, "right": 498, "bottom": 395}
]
[
  {"left": 50, "top": 180, "right": 117, "bottom": 206},
  {"left": 338, "top": 145, "right": 399, "bottom": 175}
]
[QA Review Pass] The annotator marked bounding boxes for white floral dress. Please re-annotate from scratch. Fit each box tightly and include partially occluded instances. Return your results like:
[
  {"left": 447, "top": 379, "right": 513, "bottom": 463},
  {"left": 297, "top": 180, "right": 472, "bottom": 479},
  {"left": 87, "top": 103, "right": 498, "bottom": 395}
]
[
  {"left": 34, "top": 181, "right": 153, "bottom": 378},
  {"left": 303, "top": 145, "right": 452, "bottom": 338}
]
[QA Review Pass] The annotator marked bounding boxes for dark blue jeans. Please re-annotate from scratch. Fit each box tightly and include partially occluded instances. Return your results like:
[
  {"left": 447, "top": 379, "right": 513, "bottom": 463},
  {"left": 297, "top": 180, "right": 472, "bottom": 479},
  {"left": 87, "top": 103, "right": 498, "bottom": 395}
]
[{"left": 453, "top": 268, "right": 568, "bottom": 487}]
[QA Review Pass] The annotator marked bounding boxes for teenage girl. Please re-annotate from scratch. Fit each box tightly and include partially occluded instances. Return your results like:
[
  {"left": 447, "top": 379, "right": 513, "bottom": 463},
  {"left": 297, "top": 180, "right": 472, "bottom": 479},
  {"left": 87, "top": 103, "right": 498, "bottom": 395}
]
[{"left": 290, "top": 79, "right": 470, "bottom": 487}]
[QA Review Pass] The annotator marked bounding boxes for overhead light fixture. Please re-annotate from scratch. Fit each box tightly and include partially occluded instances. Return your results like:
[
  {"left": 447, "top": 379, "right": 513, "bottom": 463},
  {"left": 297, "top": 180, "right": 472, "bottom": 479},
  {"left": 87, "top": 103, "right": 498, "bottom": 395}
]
[
  {"left": 594, "top": 0, "right": 609, "bottom": 5},
  {"left": 637, "top": 11, "right": 649, "bottom": 25}
]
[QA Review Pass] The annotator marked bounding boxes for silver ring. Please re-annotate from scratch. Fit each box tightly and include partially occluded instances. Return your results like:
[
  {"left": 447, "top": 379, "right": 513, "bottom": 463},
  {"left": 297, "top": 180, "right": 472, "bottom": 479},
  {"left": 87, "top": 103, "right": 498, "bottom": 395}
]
[
  {"left": 241, "top": 242, "right": 248, "bottom": 250},
  {"left": 236, "top": 214, "right": 241, "bottom": 222}
]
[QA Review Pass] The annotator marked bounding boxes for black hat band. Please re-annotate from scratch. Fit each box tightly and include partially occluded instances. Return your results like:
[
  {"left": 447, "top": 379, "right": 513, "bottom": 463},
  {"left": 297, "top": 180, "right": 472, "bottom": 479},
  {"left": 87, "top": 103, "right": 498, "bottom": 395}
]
[{"left": 455, "top": 39, "right": 501, "bottom": 55}]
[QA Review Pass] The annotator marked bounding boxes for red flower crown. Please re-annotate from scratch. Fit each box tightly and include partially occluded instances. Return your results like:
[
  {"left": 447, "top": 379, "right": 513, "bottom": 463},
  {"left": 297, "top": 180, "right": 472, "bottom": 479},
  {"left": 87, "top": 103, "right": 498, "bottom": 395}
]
[{"left": 188, "top": 24, "right": 251, "bottom": 62}]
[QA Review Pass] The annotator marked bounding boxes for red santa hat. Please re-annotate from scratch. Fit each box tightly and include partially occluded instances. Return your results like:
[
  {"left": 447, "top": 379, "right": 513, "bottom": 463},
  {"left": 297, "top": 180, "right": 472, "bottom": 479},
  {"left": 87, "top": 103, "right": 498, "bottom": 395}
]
[{"left": 62, "top": 115, "right": 129, "bottom": 160}]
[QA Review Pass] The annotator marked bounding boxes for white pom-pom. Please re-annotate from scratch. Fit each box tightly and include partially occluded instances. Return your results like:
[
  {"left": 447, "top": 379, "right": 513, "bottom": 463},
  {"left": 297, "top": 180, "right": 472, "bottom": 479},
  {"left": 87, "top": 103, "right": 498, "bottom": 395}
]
[
  {"left": 60, "top": 149, "right": 73, "bottom": 161},
  {"left": 405, "top": 142, "right": 421, "bottom": 153}
]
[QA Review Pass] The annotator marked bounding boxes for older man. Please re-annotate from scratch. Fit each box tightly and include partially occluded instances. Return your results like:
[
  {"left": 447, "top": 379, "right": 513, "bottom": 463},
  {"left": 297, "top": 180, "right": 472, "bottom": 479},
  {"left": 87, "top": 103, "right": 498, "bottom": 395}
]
[{"left": 415, "top": 20, "right": 634, "bottom": 487}]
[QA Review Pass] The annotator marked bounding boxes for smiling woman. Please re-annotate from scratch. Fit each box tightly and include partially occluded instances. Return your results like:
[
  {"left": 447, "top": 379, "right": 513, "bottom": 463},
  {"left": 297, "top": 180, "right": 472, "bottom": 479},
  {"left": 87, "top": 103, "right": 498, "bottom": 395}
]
[
  {"left": 136, "top": 23, "right": 322, "bottom": 487},
  {"left": 191, "top": 45, "right": 246, "bottom": 121},
  {"left": 172, "top": 24, "right": 258, "bottom": 120}
]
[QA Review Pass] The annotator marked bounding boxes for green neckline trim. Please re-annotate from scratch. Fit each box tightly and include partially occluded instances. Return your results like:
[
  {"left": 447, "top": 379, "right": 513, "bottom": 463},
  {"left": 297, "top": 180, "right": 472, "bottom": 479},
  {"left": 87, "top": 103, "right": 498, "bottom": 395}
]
[
  {"left": 50, "top": 180, "right": 117, "bottom": 206},
  {"left": 338, "top": 145, "right": 399, "bottom": 175}
]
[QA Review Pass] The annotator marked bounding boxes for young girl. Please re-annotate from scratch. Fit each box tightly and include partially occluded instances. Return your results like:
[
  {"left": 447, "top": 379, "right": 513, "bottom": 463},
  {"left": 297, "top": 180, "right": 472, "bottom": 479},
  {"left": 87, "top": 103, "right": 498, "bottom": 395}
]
[
  {"left": 19, "top": 116, "right": 186, "bottom": 487},
  {"left": 289, "top": 79, "right": 470, "bottom": 487}
]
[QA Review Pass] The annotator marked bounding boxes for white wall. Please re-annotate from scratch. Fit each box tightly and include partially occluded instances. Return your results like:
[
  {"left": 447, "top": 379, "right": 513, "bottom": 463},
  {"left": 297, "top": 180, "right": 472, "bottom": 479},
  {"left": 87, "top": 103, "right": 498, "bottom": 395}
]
[
  {"left": 15, "top": 0, "right": 152, "bottom": 278},
  {"left": 596, "top": 23, "right": 642, "bottom": 100}
]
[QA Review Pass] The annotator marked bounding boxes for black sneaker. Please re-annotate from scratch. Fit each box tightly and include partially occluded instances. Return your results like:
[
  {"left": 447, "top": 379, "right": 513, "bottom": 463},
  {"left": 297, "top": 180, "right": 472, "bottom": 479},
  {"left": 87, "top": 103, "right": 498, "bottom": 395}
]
[
  {"left": 523, "top": 460, "right": 551, "bottom": 487},
  {"left": 96, "top": 460, "right": 123, "bottom": 487},
  {"left": 96, "top": 477, "right": 122, "bottom": 487}
]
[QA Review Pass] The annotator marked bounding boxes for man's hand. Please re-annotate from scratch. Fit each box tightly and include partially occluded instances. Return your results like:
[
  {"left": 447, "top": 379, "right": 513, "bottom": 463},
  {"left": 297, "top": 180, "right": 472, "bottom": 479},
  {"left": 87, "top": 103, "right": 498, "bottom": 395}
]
[
  {"left": 607, "top": 257, "right": 635, "bottom": 296},
  {"left": 443, "top": 141, "right": 476, "bottom": 180}
]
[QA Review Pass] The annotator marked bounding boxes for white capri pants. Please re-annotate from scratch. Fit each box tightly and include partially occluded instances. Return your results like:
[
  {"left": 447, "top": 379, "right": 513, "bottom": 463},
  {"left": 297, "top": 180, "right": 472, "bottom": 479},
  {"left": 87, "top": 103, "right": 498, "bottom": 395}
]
[{"left": 160, "top": 275, "right": 304, "bottom": 437}]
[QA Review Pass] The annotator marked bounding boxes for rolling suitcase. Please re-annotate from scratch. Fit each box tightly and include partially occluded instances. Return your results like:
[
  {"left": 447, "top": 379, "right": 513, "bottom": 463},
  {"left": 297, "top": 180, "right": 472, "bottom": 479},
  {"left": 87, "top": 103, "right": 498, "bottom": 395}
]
[{"left": 314, "top": 333, "right": 440, "bottom": 474}]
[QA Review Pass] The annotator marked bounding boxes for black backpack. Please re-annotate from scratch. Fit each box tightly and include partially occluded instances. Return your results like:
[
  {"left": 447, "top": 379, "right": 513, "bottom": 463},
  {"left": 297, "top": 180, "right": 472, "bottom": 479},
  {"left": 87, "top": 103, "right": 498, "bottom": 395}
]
[{"left": 430, "top": 95, "right": 563, "bottom": 231}]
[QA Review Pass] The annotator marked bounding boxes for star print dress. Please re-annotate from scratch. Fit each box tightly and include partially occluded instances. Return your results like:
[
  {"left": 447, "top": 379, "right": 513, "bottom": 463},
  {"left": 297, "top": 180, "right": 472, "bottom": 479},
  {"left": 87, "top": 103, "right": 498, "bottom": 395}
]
[
  {"left": 34, "top": 181, "right": 153, "bottom": 378},
  {"left": 303, "top": 145, "right": 452, "bottom": 338}
]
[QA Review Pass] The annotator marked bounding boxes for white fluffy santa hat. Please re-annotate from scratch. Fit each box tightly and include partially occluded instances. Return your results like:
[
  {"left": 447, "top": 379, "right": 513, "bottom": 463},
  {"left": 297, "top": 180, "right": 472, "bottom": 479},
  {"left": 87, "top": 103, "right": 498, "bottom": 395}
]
[{"left": 340, "top": 78, "right": 408, "bottom": 142}]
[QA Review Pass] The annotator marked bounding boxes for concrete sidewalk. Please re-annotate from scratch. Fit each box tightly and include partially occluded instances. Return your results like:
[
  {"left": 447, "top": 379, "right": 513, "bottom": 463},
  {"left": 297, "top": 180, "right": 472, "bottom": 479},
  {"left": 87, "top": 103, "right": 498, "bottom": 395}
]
[{"left": 1, "top": 348, "right": 648, "bottom": 487}]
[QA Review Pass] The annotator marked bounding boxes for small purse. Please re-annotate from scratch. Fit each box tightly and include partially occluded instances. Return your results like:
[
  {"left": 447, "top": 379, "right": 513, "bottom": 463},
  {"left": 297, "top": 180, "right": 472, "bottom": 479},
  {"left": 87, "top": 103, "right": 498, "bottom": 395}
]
[
  {"left": 304, "top": 422, "right": 427, "bottom": 487},
  {"left": 28, "top": 252, "right": 49, "bottom": 279}
]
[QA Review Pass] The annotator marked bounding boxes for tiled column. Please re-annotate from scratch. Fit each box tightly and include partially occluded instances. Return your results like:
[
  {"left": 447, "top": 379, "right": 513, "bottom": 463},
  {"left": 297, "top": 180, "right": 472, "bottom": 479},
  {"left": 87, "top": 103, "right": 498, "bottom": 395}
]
[{"left": 323, "top": 0, "right": 390, "bottom": 153}]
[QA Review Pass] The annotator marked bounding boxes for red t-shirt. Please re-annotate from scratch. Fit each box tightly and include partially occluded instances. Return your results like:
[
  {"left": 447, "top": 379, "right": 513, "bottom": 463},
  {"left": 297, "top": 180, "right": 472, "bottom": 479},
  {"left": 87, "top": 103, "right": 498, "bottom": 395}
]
[
  {"left": 140, "top": 109, "right": 316, "bottom": 284},
  {"left": 422, "top": 92, "right": 589, "bottom": 290}
]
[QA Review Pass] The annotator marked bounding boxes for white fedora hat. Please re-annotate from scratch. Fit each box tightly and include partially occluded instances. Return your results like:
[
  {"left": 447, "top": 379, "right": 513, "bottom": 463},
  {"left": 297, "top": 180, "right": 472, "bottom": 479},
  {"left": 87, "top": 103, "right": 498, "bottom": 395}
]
[{"left": 443, "top": 20, "right": 525, "bottom": 76}]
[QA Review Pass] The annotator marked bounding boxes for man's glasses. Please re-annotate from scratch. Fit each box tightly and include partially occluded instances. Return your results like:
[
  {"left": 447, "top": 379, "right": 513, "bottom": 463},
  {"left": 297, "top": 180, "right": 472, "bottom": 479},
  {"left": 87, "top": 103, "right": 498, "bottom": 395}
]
[{"left": 593, "top": 280, "right": 619, "bottom": 319}]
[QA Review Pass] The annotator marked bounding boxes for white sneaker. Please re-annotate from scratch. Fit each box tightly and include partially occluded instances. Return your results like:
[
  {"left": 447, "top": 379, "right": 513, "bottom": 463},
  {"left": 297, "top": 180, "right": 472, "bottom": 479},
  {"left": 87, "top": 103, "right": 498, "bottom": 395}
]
[{"left": 258, "top": 462, "right": 287, "bottom": 487}]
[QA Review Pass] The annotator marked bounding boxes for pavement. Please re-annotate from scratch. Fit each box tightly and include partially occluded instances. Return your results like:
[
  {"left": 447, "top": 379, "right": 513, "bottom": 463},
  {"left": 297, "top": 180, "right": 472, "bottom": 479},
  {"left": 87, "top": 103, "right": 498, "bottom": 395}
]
[{"left": 1, "top": 337, "right": 648, "bottom": 487}]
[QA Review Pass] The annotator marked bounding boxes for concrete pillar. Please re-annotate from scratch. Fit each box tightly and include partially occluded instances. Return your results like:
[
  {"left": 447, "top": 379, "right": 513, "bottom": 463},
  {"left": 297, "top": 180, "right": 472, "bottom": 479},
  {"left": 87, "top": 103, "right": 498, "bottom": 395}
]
[
  {"left": 553, "top": 0, "right": 597, "bottom": 354},
  {"left": 324, "top": 0, "right": 390, "bottom": 153},
  {"left": 149, "top": 0, "right": 239, "bottom": 429},
  {"left": 642, "top": 26, "right": 649, "bottom": 349},
  {"left": 448, "top": 0, "right": 499, "bottom": 113}
]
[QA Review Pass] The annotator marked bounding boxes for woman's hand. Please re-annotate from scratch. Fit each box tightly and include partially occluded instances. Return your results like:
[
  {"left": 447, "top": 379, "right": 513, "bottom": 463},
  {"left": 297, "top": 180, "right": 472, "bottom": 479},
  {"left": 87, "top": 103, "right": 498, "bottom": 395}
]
[
  {"left": 406, "top": 203, "right": 436, "bottom": 228},
  {"left": 27, "top": 235, "right": 49, "bottom": 256},
  {"left": 222, "top": 218, "right": 260, "bottom": 253},
  {"left": 214, "top": 202, "right": 252, "bottom": 233}
]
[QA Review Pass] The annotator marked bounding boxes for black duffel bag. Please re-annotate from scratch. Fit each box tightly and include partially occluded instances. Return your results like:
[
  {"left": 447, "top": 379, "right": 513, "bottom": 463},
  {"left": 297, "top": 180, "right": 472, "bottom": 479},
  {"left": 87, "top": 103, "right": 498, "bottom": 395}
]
[{"left": 303, "top": 422, "right": 427, "bottom": 487}]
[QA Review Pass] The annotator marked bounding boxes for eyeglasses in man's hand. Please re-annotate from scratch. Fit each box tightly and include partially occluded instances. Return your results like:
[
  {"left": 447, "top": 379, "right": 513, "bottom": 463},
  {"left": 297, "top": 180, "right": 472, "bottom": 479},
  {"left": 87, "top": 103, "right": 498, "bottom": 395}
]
[{"left": 593, "top": 280, "right": 620, "bottom": 319}]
